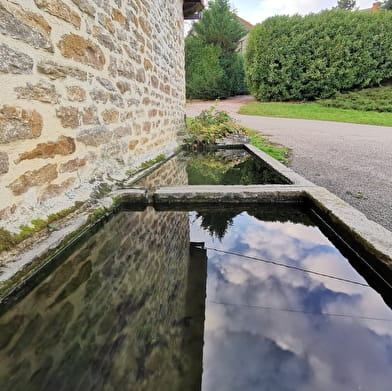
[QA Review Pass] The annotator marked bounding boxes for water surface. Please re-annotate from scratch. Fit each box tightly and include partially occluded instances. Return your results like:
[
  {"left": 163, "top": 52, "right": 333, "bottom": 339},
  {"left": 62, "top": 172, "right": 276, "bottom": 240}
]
[
  {"left": 137, "top": 149, "right": 289, "bottom": 186},
  {"left": 0, "top": 206, "right": 391, "bottom": 391}
]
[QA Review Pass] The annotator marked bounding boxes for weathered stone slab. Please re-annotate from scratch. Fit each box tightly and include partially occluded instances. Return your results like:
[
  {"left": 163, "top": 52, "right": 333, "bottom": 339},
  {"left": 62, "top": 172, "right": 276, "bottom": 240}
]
[
  {"left": 0, "top": 151, "right": 9, "bottom": 174},
  {"left": 102, "top": 109, "right": 119, "bottom": 124},
  {"left": 56, "top": 107, "right": 80, "bottom": 128},
  {"left": 116, "top": 81, "right": 131, "bottom": 94},
  {"left": 34, "top": 0, "right": 81, "bottom": 28},
  {"left": 82, "top": 106, "right": 100, "bottom": 125},
  {"left": 39, "top": 177, "right": 76, "bottom": 202},
  {"left": 92, "top": 25, "right": 122, "bottom": 53},
  {"left": 90, "top": 88, "right": 109, "bottom": 104},
  {"left": 58, "top": 34, "right": 105, "bottom": 70},
  {"left": 67, "top": 86, "right": 86, "bottom": 102},
  {"left": 15, "top": 81, "right": 59, "bottom": 104},
  {"left": 0, "top": 106, "right": 42, "bottom": 144},
  {"left": 0, "top": 2, "right": 53, "bottom": 52},
  {"left": 59, "top": 153, "right": 95, "bottom": 173},
  {"left": 16, "top": 136, "right": 76, "bottom": 162},
  {"left": 37, "top": 60, "right": 87, "bottom": 81},
  {"left": 0, "top": 44, "right": 33, "bottom": 74},
  {"left": 76, "top": 126, "right": 111, "bottom": 147},
  {"left": 70, "top": 0, "right": 95, "bottom": 17},
  {"left": 8, "top": 163, "right": 58, "bottom": 195}
]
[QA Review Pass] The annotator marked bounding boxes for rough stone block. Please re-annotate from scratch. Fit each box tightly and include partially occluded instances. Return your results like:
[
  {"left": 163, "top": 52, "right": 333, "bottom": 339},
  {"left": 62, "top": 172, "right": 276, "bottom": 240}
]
[
  {"left": 128, "top": 140, "right": 138, "bottom": 150},
  {"left": 39, "top": 177, "right": 76, "bottom": 202},
  {"left": 113, "top": 125, "right": 132, "bottom": 138},
  {"left": 0, "top": 151, "right": 9, "bottom": 174},
  {"left": 90, "top": 88, "right": 109, "bottom": 104},
  {"left": 136, "top": 68, "right": 146, "bottom": 83},
  {"left": 92, "top": 26, "right": 122, "bottom": 53},
  {"left": 112, "top": 8, "right": 128, "bottom": 26},
  {"left": 109, "top": 92, "right": 124, "bottom": 108},
  {"left": 70, "top": 0, "right": 95, "bottom": 17},
  {"left": 82, "top": 106, "right": 100, "bottom": 125},
  {"left": 37, "top": 60, "right": 87, "bottom": 81},
  {"left": 15, "top": 81, "right": 59, "bottom": 104},
  {"left": 98, "top": 13, "right": 115, "bottom": 34},
  {"left": 0, "top": 44, "right": 34, "bottom": 74},
  {"left": 67, "top": 86, "right": 86, "bottom": 102},
  {"left": 0, "top": 106, "right": 42, "bottom": 144},
  {"left": 102, "top": 109, "right": 119, "bottom": 124},
  {"left": 59, "top": 155, "right": 93, "bottom": 173},
  {"left": 116, "top": 81, "right": 131, "bottom": 94},
  {"left": 0, "top": 2, "right": 53, "bottom": 52},
  {"left": 56, "top": 107, "right": 80, "bottom": 128},
  {"left": 16, "top": 136, "right": 76, "bottom": 162},
  {"left": 34, "top": 0, "right": 81, "bottom": 28},
  {"left": 76, "top": 126, "right": 111, "bottom": 147},
  {"left": 96, "top": 77, "right": 116, "bottom": 91},
  {"left": 58, "top": 34, "right": 105, "bottom": 70},
  {"left": 8, "top": 163, "right": 58, "bottom": 195}
]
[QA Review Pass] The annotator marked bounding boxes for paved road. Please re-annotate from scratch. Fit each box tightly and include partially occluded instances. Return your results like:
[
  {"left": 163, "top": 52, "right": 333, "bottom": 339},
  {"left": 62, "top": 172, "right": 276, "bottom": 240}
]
[{"left": 186, "top": 96, "right": 392, "bottom": 232}]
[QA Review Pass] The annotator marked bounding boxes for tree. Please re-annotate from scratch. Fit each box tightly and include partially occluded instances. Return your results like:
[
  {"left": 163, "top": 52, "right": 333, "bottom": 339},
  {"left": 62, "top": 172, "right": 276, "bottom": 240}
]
[
  {"left": 185, "top": 37, "right": 224, "bottom": 99},
  {"left": 337, "top": 0, "right": 356, "bottom": 10},
  {"left": 185, "top": 0, "right": 248, "bottom": 99},
  {"left": 381, "top": 0, "right": 392, "bottom": 10},
  {"left": 192, "top": 0, "right": 247, "bottom": 54}
]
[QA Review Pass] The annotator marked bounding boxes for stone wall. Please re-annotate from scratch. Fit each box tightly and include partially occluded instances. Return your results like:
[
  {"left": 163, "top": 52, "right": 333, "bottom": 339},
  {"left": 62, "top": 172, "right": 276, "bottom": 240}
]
[
  {"left": 0, "top": 0, "right": 186, "bottom": 231},
  {"left": 0, "top": 207, "right": 205, "bottom": 390}
]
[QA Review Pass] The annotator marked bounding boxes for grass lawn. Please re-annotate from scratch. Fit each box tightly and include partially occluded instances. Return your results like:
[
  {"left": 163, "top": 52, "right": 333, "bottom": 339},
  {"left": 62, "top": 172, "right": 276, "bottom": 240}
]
[
  {"left": 239, "top": 101, "right": 392, "bottom": 127},
  {"left": 246, "top": 128, "right": 289, "bottom": 164}
]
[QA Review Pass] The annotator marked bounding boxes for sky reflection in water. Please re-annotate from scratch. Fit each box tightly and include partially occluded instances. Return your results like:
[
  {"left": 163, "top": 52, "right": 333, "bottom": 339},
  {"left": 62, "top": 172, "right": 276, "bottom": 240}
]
[{"left": 190, "top": 211, "right": 392, "bottom": 391}]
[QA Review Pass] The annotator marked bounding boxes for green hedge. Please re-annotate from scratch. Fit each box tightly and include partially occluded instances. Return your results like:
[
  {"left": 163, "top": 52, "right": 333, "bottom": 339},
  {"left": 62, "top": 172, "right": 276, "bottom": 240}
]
[{"left": 245, "top": 10, "right": 392, "bottom": 101}]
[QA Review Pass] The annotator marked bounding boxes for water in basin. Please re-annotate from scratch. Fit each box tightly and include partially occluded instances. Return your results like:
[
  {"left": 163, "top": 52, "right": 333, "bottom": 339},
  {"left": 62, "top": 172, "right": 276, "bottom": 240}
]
[
  {"left": 0, "top": 205, "right": 391, "bottom": 391},
  {"left": 136, "top": 149, "right": 290, "bottom": 187}
]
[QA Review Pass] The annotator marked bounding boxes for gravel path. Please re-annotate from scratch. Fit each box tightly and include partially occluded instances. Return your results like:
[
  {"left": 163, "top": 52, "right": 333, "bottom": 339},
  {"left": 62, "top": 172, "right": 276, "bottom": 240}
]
[{"left": 186, "top": 96, "right": 392, "bottom": 232}]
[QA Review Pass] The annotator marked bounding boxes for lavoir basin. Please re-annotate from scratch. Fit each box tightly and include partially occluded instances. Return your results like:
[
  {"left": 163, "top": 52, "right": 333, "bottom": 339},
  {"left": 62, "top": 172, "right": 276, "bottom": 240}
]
[
  {"left": 135, "top": 148, "right": 291, "bottom": 187},
  {"left": 1, "top": 205, "right": 391, "bottom": 391}
]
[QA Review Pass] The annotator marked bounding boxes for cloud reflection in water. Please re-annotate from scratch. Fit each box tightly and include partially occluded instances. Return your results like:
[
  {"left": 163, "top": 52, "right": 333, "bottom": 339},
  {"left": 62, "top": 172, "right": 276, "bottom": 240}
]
[{"left": 190, "top": 210, "right": 392, "bottom": 391}]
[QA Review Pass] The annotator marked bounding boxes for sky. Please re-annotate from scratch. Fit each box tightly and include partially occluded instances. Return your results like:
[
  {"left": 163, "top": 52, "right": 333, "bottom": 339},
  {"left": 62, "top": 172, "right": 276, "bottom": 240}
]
[{"left": 208, "top": 0, "right": 375, "bottom": 25}]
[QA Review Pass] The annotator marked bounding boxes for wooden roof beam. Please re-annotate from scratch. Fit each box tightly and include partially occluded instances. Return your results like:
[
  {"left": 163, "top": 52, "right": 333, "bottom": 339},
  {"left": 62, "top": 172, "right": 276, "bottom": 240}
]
[{"left": 183, "top": 0, "right": 204, "bottom": 20}]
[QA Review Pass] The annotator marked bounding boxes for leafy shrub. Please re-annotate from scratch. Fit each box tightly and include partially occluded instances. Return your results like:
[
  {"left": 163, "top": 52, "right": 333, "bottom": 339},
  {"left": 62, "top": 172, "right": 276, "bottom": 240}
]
[
  {"left": 184, "top": 107, "right": 247, "bottom": 144},
  {"left": 245, "top": 10, "right": 392, "bottom": 101},
  {"left": 319, "top": 86, "right": 392, "bottom": 112}
]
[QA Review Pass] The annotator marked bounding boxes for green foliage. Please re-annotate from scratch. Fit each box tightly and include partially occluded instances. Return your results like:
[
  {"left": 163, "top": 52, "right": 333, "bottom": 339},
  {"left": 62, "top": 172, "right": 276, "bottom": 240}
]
[
  {"left": 247, "top": 129, "right": 289, "bottom": 164},
  {"left": 141, "top": 154, "right": 166, "bottom": 168},
  {"left": 245, "top": 10, "right": 392, "bottom": 101},
  {"left": 87, "top": 207, "right": 108, "bottom": 224},
  {"left": 192, "top": 0, "right": 247, "bottom": 53},
  {"left": 184, "top": 106, "right": 288, "bottom": 162},
  {"left": 0, "top": 201, "right": 84, "bottom": 253},
  {"left": 239, "top": 100, "right": 392, "bottom": 127},
  {"left": 381, "top": 0, "right": 392, "bottom": 10},
  {"left": 184, "top": 107, "right": 247, "bottom": 144},
  {"left": 319, "top": 86, "right": 392, "bottom": 112},
  {"left": 185, "top": 0, "right": 248, "bottom": 99},
  {"left": 337, "top": 0, "right": 356, "bottom": 10},
  {"left": 185, "top": 37, "right": 224, "bottom": 99}
]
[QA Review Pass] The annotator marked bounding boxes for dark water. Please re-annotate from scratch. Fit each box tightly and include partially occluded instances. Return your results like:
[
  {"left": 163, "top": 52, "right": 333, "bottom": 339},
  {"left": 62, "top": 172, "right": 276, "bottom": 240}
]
[
  {"left": 137, "top": 149, "right": 289, "bottom": 186},
  {"left": 0, "top": 206, "right": 391, "bottom": 391}
]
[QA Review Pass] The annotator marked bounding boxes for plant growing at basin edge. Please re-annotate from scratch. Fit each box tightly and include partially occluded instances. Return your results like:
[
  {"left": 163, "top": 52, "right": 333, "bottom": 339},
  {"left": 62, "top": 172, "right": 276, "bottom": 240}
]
[
  {"left": 183, "top": 106, "right": 247, "bottom": 145},
  {"left": 183, "top": 106, "right": 289, "bottom": 163}
]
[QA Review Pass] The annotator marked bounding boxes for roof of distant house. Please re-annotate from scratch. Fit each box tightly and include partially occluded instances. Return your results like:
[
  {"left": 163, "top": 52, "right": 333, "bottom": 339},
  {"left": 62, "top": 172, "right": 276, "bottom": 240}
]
[{"left": 236, "top": 16, "right": 254, "bottom": 31}]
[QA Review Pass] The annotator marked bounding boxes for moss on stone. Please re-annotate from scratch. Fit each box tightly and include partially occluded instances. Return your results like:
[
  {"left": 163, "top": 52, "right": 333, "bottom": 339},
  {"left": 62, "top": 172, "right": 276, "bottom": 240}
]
[{"left": 0, "top": 201, "right": 84, "bottom": 254}]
